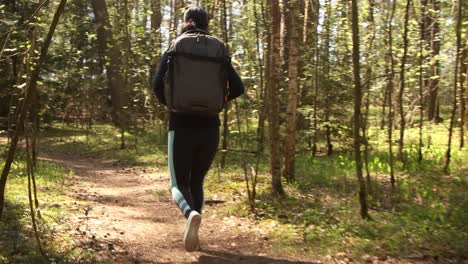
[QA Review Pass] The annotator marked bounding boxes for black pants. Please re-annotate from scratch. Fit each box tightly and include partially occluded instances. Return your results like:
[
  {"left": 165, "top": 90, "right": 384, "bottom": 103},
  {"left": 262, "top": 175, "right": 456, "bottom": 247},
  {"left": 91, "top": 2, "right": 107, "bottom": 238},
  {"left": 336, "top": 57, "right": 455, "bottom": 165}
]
[{"left": 168, "top": 126, "right": 219, "bottom": 218}]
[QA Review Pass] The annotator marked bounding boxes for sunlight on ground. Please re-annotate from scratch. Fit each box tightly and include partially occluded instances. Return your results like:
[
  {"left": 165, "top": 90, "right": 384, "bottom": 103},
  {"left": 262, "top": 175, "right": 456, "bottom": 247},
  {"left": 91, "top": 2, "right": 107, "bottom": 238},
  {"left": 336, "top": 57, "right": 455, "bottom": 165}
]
[{"left": 1, "top": 123, "right": 467, "bottom": 262}]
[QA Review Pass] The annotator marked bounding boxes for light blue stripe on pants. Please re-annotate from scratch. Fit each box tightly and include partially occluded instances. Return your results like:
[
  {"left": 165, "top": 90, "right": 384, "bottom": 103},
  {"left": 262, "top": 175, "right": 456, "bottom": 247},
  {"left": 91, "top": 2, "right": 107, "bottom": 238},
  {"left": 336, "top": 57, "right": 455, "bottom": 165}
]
[{"left": 168, "top": 131, "right": 192, "bottom": 217}]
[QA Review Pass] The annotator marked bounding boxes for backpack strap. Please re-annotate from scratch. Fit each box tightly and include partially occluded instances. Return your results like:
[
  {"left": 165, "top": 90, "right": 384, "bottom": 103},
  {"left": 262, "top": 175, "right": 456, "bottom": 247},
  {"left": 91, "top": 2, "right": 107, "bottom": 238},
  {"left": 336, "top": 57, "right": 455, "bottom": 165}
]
[
  {"left": 171, "top": 51, "right": 230, "bottom": 64},
  {"left": 183, "top": 29, "right": 210, "bottom": 35}
]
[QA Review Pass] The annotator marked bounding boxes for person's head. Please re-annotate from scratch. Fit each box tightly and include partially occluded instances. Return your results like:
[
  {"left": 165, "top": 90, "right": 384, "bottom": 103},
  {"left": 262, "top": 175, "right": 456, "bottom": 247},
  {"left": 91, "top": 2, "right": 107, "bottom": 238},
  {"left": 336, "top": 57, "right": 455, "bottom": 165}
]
[{"left": 181, "top": 6, "right": 209, "bottom": 33}]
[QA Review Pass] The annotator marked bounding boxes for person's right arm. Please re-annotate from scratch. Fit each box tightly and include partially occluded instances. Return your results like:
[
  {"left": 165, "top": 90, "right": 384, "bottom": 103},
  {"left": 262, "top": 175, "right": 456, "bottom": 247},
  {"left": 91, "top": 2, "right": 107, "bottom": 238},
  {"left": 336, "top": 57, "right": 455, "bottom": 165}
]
[{"left": 152, "top": 51, "right": 170, "bottom": 105}]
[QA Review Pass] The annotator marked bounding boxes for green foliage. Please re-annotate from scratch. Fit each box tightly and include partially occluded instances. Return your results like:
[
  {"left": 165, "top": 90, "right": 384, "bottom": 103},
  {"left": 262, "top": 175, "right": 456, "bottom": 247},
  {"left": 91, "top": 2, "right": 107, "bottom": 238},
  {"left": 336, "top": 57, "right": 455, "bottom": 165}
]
[
  {"left": 206, "top": 124, "right": 468, "bottom": 259},
  {"left": 0, "top": 159, "right": 93, "bottom": 263}
]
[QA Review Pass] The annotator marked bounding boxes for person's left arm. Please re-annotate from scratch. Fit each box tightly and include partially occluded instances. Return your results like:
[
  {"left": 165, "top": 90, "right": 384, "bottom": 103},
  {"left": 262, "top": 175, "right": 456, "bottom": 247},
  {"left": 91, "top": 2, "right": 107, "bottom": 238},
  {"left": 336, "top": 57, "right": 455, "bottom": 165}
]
[{"left": 226, "top": 61, "right": 244, "bottom": 102}]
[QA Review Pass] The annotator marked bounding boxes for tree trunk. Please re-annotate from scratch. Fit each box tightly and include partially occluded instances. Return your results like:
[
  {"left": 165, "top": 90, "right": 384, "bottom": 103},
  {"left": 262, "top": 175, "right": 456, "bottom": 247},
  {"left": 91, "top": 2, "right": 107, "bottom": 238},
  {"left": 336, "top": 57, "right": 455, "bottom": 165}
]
[
  {"left": 381, "top": 83, "right": 389, "bottom": 130},
  {"left": 25, "top": 134, "right": 45, "bottom": 257},
  {"left": 30, "top": 82, "right": 39, "bottom": 167},
  {"left": 91, "top": 0, "right": 126, "bottom": 131},
  {"left": 363, "top": 0, "right": 376, "bottom": 193},
  {"left": 444, "top": 0, "right": 462, "bottom": 173},
  {"left": 312, "top": 0, "right": 320, "bottom": 157},
  {"left": 220, "top": 0, "right": 230, "bottom": 168},
  {"left": 151, "top": 0, "right": 162, "bottom": 34},
  {"left": 302, "top": 0, "right": 310, "bottom": 45},
  {"left": 0, "top": 0, "right": 67, "bottom": 218},
  {"left": 397, "top": 0, "right": 411, "bottom": 162},
  {"left": 283, "top": 0, "right": 301, "bottom": 183},
  {"left": 281, "top": 0, "right": 289, "bottom": 74},
  {"left": 268, "top": 0, "right": 285, "bottom": 196},
  {"left": 247, "top": 0, "right": 267, "bottom": 213},
  {"left": 386, "top": 0, "right": 397, "bottom": 189},
  {"left": 254, "top": 0, "right": 266, "bottom": 156},
  {"left": 149, "top": 0, "right": 162, "bottom": 83},
  {"left": 168, "top": 0, "right": 180, "bottom": 43},
  {"left": 350, "top": 0, "right": 370, "bottom": 220},
  {"left": 418, "top": 1, "right": 427, "bottom": 162},
  {"left": 460, "top": 36, "right": 467, "bottom": 149},
  {"left": 323, "top": 0, "right": 332, "bottom": 156},
  {"left": 427, "top": 0, "right": 441, "bottom": 122}
]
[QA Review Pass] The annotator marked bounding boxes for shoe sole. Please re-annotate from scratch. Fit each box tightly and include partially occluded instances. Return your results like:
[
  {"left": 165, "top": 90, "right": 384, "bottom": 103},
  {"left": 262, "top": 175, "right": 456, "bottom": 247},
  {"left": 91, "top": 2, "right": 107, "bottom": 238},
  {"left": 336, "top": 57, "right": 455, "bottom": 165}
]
[{"left": 184, "top": 213, "right": 201, "bottom": 252}]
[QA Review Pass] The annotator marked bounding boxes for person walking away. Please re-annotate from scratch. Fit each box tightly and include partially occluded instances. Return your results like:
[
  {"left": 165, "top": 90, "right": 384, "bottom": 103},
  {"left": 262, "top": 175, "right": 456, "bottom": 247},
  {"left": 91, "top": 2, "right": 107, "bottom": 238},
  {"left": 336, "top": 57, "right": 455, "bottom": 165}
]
[{"left": 152, "top": 6, "right": 244, "bottom": 252}]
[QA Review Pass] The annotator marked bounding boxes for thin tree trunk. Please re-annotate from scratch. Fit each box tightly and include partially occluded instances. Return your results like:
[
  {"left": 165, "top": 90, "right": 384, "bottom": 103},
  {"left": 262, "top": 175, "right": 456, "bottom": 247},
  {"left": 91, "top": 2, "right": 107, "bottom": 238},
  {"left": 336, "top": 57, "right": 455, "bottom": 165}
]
[
  {"left": 283, "top": 0, "right": 301, "bottom": 183},
  {"left": 421, "top": 0, "right": 430, "bottom": 120},
  {"left": 254, "top": 0, "right": 271, "bottom": 157},
  {"left": 351, "top": 0, "right": 370, "bottom": 220},
  {"left": 0, "top": 0, "right": 67, "bottom": 219},
  {"left": 312, "top": 64, "right": 319, "bottom": 156},
  {"left": 149, "top": 0, "right": 162, "bottom": 85},
  {"left": 303, "top": 0, "right": 309, "bottom": 45},
  {"left": 6, "top": 95, "right": 17, "bottom": 145},
  {"left": 312, "top": 0, "right": 320, "bottom": 157},
  {"left": 325, "top": 110, "right": 332, "bottom": 155},
  {"left": 363, "top": 0, "right": 376, "bottom": 192},
  {"left": 121, "top": 0, "right": 133, "bottom": 150},
  {"left": 30, "top": 85, "right": 39, "bottom": 167},
  {"left": 254, "top": 0, "right": 266, "bottom": 155},
  {"left": 387, "top": 0, "right": 397, "bottom": 189},
  {"left": 418, "top": 1, "right": 427, "bottom": 162},
  {"left": 460, "top": 40, "right": 467, "bottom": 149},
  {"left": 323, "top": 0, "right": 332, "bottom": 156},
  {"left": 29, "top": 121, "right": 40, "bottom": 218},
  {"left": 169, "top": 0, "right": 177, "bottom": 43},
  {"left": 444, "top": 0, "right": 462, "bottom": 173},
  {"left": 246, "top": 0, "right": 266, "bottom": 213},
  {"left": 381, "top": 81, "right": 389, "bottom": 130},
  {"left": 280, "top": 0, "right": 289, "bottom": 74},
  {"left": 151, "top": 0, "right": 162, "bottom": 37},
  {"left": 268, "top": 0, "right": 285, "bottom": 196},
  {"left": 25, "top": 134, "right": 45, "bottom": 258},
  {"left": 397, "top": 0, "right": 411, "bottom": 162},
  {"left": 363, "top": 88, "right": 371, "bottom": 191},
  {"left": 428, "top": 0, "right": 441, "bottom": 122},
  {"left": 220, "top": 0, "right": 230, "bottom": 168}
]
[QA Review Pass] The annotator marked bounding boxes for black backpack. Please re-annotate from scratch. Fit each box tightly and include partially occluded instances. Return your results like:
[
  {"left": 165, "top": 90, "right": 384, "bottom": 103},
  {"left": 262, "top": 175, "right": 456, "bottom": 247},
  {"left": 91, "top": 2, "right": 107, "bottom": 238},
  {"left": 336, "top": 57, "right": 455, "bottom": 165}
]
[{"left": 164, "top": 30, "right": 230, "bottom": 116}]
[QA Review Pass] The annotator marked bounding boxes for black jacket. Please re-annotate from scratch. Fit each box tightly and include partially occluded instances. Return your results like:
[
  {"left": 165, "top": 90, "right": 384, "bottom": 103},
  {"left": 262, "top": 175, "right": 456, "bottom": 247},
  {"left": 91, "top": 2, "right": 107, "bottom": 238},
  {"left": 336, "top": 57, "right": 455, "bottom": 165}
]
[{"left": 152, "top": 40, "right": 244, "bottom": 130}]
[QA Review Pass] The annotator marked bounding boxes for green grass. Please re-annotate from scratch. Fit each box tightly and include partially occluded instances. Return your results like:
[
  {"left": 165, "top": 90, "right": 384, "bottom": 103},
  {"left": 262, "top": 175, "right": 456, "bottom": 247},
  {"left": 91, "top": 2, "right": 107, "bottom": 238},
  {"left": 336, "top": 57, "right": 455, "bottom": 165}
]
[
  {"left": 204, "top": 121, "right": 468, "bottom": 260},
  {"left": 2, "top": 121, "right": 465, "bottom": 262},
  {"left": 204, "top": 169, "right": 467, "bottom": 259},
  {"left": 40, "top": 123, "right": 167, "bottom": 167},
  {"left": 0, "top": 157, "right": 96, "bottom": 263}
]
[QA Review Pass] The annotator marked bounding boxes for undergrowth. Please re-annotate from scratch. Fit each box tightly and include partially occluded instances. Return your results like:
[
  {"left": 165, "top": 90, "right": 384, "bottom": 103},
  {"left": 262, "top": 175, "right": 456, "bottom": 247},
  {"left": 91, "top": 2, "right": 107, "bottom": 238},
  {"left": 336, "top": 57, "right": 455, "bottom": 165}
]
[
  {"left": 205, "top": 123, "right": 468, "bottom": 260},
  {"left": 2, "top": 122, "right": 466, "bottom": 262},
  {"left": 0, "top": 157, "right": 94, "bottom": 263}
]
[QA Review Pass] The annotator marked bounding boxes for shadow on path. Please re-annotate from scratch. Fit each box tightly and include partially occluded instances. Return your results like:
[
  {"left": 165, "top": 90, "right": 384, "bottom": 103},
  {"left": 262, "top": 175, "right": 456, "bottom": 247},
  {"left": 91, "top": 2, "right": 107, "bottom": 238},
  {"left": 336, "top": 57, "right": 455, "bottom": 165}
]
[{"left": 197, "top": 249, "right": 318, "bottom": 264}]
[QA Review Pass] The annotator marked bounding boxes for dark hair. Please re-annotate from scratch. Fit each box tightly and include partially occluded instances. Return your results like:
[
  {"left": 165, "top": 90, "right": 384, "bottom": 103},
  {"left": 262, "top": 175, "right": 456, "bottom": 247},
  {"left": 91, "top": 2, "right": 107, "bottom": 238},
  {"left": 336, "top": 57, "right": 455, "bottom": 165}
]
[{"left": 181, "top": 6, "right": 209, "bottom": 33}]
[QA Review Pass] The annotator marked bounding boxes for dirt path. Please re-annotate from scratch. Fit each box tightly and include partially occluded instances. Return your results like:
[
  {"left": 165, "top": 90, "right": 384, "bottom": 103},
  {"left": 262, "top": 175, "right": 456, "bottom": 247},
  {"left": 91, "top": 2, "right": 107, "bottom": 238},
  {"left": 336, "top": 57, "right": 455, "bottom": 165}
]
[{"left": 40, "top": 152, "right": 318, "bottom": 264}]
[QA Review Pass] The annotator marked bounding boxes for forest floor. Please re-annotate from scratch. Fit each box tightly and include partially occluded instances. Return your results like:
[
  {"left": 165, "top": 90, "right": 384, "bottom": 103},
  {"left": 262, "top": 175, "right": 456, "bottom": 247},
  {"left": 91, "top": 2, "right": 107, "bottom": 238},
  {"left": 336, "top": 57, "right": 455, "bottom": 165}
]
[
  {"left": 38, "top": 146, "right": 320, "bottom": 264},
  {"left": 2, "top": 125, "right": 466, "bottom": 264}
]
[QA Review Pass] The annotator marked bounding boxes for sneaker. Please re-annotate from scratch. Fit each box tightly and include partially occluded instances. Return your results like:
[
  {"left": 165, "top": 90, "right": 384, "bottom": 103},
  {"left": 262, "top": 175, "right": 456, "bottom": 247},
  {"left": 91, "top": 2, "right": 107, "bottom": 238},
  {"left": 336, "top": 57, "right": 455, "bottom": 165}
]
[{"left": 183, "top": 211, "right": 201, "bottom": 252}]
